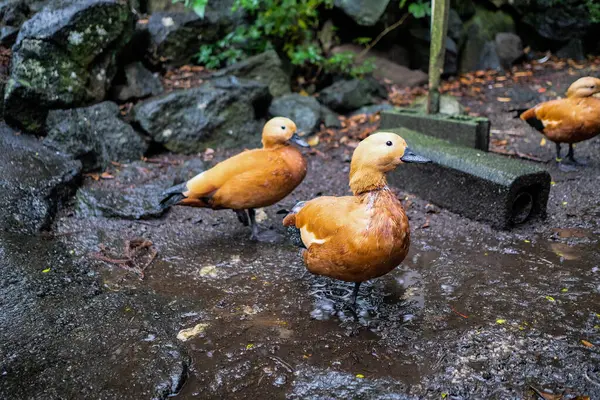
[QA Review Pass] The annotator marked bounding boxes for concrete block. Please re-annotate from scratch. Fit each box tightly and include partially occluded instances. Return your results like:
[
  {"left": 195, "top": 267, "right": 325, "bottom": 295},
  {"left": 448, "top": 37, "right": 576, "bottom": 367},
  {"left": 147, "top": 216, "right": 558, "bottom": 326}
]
[
  {"left": 380, "top": 108, "right": 490, "bottom": 151},
  {"left": 386, "top": 128, "right": 551, "bottom": 229}
]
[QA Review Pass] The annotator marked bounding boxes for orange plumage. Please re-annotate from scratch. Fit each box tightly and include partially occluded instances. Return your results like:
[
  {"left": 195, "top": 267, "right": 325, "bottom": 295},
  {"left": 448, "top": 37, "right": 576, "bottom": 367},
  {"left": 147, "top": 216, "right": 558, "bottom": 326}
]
[
  {"left": 519, "top": 76, "right": 600, "bottom": 167},
  {"left": 283, "top": 132, "right": 431, "bottom": 304},
  {"left": 161, "top": 117, "right": 308, "bottom": 240}
]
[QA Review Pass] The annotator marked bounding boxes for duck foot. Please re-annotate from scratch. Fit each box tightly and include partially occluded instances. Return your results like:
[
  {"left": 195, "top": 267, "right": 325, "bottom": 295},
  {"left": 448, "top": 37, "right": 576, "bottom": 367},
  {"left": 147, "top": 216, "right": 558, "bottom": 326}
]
[
  {"left": 249, "top": 228, "right": 284, "bottom": 243},
  {"left": 558, "top": 144, "right": 587, "bottom": 171},
  {"left": 344, "top": 282, "right": 362, "bottom": 322},
  {"left": 247, "top": 208, "right": 284, "bottom": 242}
]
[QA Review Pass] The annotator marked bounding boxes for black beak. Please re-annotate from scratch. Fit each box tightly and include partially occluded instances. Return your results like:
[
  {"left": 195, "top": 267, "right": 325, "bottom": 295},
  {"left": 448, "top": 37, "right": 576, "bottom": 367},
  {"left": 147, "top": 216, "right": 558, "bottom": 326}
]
[
  {"left": 400, "top": 147, "right": 431, "bottom": 163},
  {"left": 290, "top": 132, "right": 310, "bottom": 148}
]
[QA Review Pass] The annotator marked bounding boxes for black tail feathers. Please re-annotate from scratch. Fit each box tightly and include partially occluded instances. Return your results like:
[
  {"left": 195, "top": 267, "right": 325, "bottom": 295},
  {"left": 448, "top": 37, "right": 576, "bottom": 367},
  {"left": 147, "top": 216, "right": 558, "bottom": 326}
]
[
  {"left": 507, "top": 108, "right": 529, "bottom": 118},
  {"left": 159, "top": 182, "right": 187, "bottom": 209}
]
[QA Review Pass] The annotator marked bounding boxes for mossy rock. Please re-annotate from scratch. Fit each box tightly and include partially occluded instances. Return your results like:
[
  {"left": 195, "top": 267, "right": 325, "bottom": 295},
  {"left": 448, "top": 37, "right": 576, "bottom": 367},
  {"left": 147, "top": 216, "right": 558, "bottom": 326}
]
[{"left": 4, "top": 0, "right": 134, "bottom": 133}]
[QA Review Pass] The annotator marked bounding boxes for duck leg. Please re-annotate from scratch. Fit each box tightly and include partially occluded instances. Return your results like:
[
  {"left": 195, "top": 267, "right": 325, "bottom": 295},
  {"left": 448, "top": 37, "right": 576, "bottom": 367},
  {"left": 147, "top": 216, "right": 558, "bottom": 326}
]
[
  {"left": 248, "top": 208, "right": 283, "bottom": 243},
  {"left": 351, "top": 282, "right": 362, "bottom": 305},
  {"left": 559, "top": 144, "right": 586, "bottom": 171},
  {"left": 234, "top": 209, "right": 249, "bottom": 226},
  {"left": 555, "top": 142, "right": 562, "bottom": 161}
]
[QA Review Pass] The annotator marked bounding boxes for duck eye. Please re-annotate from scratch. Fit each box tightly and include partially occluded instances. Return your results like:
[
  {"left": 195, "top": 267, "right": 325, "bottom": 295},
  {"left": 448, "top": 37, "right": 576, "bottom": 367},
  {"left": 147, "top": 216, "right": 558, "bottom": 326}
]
[
  {"left": 281, "top": 126, "right": 286, "bottom": 130},
  {"left": 386, "top": 141, "right": 393, "bottom": 146}
]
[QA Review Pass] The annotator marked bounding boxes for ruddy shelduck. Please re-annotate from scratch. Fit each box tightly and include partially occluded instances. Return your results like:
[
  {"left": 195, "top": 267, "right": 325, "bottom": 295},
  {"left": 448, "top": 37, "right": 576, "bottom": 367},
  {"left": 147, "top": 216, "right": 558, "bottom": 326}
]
[
  {"left": 519, "top": 76, "right": 600, "bottom": 170},
  {"left": 283, "top": 132, "right": 431, "bottom": 305},
  {"left": 161, "top": 117, "right": 308, "bottom": 241}
]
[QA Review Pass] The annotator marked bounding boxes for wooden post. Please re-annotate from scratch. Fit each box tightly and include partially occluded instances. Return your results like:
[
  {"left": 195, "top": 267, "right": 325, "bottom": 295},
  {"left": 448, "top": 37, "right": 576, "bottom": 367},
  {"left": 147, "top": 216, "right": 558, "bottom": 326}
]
[{"left": 427, "top": 0, "right": 450, "bottom": 114}]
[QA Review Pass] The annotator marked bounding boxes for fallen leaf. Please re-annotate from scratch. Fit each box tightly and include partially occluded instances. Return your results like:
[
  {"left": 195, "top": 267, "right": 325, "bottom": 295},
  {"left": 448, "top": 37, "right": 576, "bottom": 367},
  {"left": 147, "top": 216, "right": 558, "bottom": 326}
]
[
  {"left": 545, "top": 296, "right": 555, "bottom": 302},
  {"left": 496, "top": 97, "right": 512, "bottom": 102},
  {"left": 42, "top": 268, "right": 50, "bottom": 273},
  {"left": 254, "top": 208, "right": 268, "bottom": 223},
  {"left": 177, "top": 323, "right": 209, "bottom": 341},
  {"left": 540, "top": 137, "right": 547, "bottom": 146},
  {"left": 496, "top": 319, "right": 506, "bottom": 324},
  {"left": 307, "top": 135, "right": 319, "bottom": 147},
  {"left": 355, "top": 374, "right": 365, "bottom": 379},
  {"left": 581, "top": 340, "right": 594, "bottom": 348},
  {"left": 199, "top": 265, "right": 218, "bottom": 277},
  {"left": 246, "top": 343, "right": 254, "bottom": 350},
  {"left": 100, "top": 172, "right": 114, "bottom": 179}
]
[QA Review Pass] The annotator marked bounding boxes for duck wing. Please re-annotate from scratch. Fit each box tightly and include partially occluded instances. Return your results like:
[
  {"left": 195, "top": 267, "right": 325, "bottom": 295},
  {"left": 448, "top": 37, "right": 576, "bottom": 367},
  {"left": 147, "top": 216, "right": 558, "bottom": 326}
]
[{"left": 284, "top": 196, "right": 362, "bottom": 248}]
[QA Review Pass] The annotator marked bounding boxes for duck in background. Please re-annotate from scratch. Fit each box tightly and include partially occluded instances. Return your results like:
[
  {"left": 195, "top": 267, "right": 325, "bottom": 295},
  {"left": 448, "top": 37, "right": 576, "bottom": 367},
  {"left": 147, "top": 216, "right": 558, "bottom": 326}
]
[
  {"left": 516, "top": 76, "right": 600, "bottom": 171},
  {"left": 161, "top": 117, "right": 309, "bottom": 241},
  {"left": 283, "top": 132, "right": 430, "bottom": 307}
]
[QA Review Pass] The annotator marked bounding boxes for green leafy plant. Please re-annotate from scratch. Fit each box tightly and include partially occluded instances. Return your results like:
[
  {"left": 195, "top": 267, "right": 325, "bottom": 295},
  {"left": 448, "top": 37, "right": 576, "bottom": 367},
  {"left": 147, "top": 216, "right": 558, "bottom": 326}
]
[
  {"left": 172, "top": 0, "right": 208, "bottom": 18},
  {"left": 173, "top": 0, "right": 375, "bottom": 78}
]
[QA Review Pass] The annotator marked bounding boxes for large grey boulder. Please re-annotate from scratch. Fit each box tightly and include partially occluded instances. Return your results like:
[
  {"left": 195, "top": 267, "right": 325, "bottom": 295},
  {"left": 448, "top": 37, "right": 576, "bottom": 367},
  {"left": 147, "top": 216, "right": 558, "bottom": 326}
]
[
  {"left": 112, "top": 61, "right": 164, "bottom": 102},
  {"left": 0, "top": 123, "right": 81, "bottom": 234},
  {"left": 494, "top": 32, "right": 523, "bottom": 69},
  {"left": 134, "top": 76, "right": 271, "bottom": 153},
  {"left": 212, "top": 50, "right": 291, "bottom": 97},
  {"left": 334, "top": 0, "right": 390, "bottom": 26},
  {"left": 3, "top": 0, "right": 134, "bottom": 133},
  {"left": 269, "top": 93, "right": 336, "bottom": 134},
  {"left": 75, "top": 158, "right": 205, "bottom": 220},
  {"left": 330, "top": 44, "right": 428, "bottom": 87},
  {"left": 459, "top": 6, "right": 515, "bottom": 72},
  {"left": 146, "top": 0, "right": 242, "bottom": 67},
  {"left": 45, "top": 102, "right": 148, "bottom": 172},
  {"left": 318, "top": 78, "right": 387, "bottom": 113}
]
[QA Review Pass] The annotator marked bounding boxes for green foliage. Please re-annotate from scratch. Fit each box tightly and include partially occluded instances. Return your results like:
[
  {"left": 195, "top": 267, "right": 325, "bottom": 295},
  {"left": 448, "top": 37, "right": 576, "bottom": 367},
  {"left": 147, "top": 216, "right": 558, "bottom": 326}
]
[
  {"left": 400, "top": 0, "right": 431, "bottom": 19},
  {"left": 175, "top": 0, "right": 374, "bottom": 78},
  {"left": 588, "top": 0, "right": 600, "bottom": 22},
  {"left": 172, "top": 0, "right": 208, "bottom": 18}
]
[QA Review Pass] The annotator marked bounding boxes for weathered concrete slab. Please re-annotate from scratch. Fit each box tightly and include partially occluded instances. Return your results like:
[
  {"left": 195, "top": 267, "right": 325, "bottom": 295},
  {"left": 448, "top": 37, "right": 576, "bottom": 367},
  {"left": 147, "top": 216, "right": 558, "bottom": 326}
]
[
  {"left": 380, "top": 108, "right": 490, "bottom": 151},
  {"left": 386, "top": 128, "right": 551, "bottom": 229}
]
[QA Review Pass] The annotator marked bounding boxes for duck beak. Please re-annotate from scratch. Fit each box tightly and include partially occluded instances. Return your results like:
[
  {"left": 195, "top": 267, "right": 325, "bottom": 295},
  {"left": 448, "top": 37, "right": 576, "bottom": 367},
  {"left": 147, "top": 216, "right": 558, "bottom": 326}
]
[
  {"left": 401, "top": 147, "right": 431, "bottom": 163},
  {"left": 290, "top": 132, "right": 310, "bottom": 148}
]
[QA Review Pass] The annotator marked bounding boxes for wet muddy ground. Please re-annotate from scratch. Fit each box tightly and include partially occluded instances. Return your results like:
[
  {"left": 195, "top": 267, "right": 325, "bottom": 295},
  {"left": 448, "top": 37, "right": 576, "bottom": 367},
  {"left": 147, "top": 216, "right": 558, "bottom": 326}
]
[{"left": 2, "top": 70, "right": 600, "bottom": 399}]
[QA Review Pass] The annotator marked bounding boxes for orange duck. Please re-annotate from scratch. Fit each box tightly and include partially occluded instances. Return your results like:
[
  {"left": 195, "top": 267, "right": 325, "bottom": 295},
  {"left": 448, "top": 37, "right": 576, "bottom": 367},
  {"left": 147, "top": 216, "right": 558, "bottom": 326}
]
[
  {"left": 283, "top": 132, "right": 430, "bottom": 305},
  {"left": 518, "top": 76, "right": 600, "bottom": 170},
  {"left": 161, "top": 117, "right": 308, "bottom": 241}
]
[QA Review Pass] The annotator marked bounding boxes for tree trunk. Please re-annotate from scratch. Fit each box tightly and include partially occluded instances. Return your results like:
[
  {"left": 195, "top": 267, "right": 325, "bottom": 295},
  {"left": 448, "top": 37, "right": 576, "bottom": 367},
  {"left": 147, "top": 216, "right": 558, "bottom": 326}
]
[{"left": 427, "top": 0, "right": 450, "bottom": 114}]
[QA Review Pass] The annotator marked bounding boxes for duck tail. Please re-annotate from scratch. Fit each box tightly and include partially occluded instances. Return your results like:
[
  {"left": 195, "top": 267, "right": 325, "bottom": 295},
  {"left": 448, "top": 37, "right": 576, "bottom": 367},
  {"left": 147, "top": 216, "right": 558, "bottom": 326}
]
[
  {"left": 159, "top": 182, "right": 188, "bottom": 209},
  {"left": 283, "top": 201, "right": 306, "bottom": 248},
  {"left": 507, "top": 107, "right": 530, "bottom": 118}
]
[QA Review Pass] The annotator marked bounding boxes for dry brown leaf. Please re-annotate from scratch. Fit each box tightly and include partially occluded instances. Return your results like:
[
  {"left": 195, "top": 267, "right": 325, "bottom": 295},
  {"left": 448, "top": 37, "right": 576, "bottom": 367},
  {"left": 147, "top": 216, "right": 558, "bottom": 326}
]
[
  {"left": 497, "top": 97, "right": 512, "bottom": 102},
  {"left": 581, "top": 340, "right": 594, "bottom": 348}
]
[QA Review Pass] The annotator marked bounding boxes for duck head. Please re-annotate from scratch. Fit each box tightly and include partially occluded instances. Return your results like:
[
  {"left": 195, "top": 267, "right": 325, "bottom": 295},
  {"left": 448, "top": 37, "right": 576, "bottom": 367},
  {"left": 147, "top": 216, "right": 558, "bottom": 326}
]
[
  {"left": 262, "top": 117, "right": 309, "bottom": 148},
  {"left": 566, "top": 77, "right": 600, "bottom": 98},
  {"left": 349, "top": 132, "right": 430, "bottom": 195}
]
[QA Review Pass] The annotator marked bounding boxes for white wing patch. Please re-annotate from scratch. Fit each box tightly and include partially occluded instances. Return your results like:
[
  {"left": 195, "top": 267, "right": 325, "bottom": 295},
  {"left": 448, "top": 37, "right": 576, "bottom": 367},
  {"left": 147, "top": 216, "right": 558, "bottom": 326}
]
[{"left": 300, "top": 227, "right": 327, "bottom": 248}]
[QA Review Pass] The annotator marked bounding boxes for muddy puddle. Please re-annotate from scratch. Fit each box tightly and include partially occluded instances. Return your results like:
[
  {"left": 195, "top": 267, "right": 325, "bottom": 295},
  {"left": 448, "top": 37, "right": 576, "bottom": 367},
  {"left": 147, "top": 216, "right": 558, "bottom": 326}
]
[{"left": 77, "top": 214, "right": 599, "bottom": 399}]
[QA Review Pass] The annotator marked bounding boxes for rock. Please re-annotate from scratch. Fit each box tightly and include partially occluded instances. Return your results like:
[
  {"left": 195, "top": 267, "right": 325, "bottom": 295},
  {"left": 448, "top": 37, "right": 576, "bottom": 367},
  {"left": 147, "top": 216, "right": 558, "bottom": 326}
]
[
  {"left": 0, "top": 0, "right": 30, "bottom": 28},
  {"left": 268, "top": 93, "right": 322, "bottom": 134},
  {"left": 459, "top": 7, "right": 515, "bottom": 72},
  {"left": 478, "top": 41, "right": 502, "bottom": 71},
  {"left": 331, "top": 45, "right": 427, "bottom": 87},
  {"left": 494, "top": 32, "right": 523, "bottom": 69},
  {"left": 518, "top": 1, "right": 594, "bottom": 44},
  {"left": 76, "top": 159, "right": 204, "bottom": 220},
  {"left": 319, "top": 78, "right": 387, "bottom": 113},
  {"left": 146, "top": 1, "right": 242, "bottom": 67},
  {"left": 212, "top": 50, "right": 291, "bottom": 98},
  {"left": 145, "top": 0, "right": 186, "bottom": 12},
  {"left": 45, "top": 102, "right": 147, "bottom": 173},
  {"left": 3, "top": 0, "right": 134, "bottom": 133},
  {"left": 134, "top": 76, "right": 271, "bottom": 153},
  {"left": 0, "top": 232, "right": 192, "bottom": 399},
  {"left": 0, "top": 123, "right": 81, "bottom": 234},
  {"left": 321, "top": 106, "right": 342, "bottom": 128},
  {"left": 447, "top": 9, "right": 463, "bottom": 43},
  {"left": 408, "top": 28, "right": 458, "bottom": 75},
  {"left": 333, "top": 0, "right": 390, "bottom": 26},
  {"left": 349, "top": 103, "right": 394, "bottom": 117},
  {"left": 112, "top": 62, "right": 164, "bottom": 102},
  {"left": 386, "top": 44, "right": 410, "bottom": 67},
  {"left": 0, "top": 25, "right": 18, "bottom": 45},
  {"left": 556, "top": 38, "right": 586, "bottom": 61},
  {"left": 451, "top": 0, "right": 475, "bottom": 20},
  {"left": 411, "top": 94, "right": 465, "bottom": 115}
]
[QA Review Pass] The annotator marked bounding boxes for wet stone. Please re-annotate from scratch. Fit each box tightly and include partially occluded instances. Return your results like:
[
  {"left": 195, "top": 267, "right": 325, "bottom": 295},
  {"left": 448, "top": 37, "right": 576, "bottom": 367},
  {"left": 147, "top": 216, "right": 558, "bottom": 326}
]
[
  {"left": 318, "top": 78, "right": 387, "bottom": 113},
  {"left": 0, "top": 123, "right": 81, "bottom": 234},
  {"left": 0, "top": 232, "right": 191, "bottom": 400},
  {"left": 75, "top": 159, "right": 203, "bottom": 220}
]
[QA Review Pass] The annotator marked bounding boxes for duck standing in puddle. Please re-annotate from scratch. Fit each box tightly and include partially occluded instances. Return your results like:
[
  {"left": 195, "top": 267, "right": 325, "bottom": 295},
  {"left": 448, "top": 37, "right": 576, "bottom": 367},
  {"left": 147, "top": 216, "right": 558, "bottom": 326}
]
[{"left": 284, "top": 132, "right": 430, "bottom": 305}]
